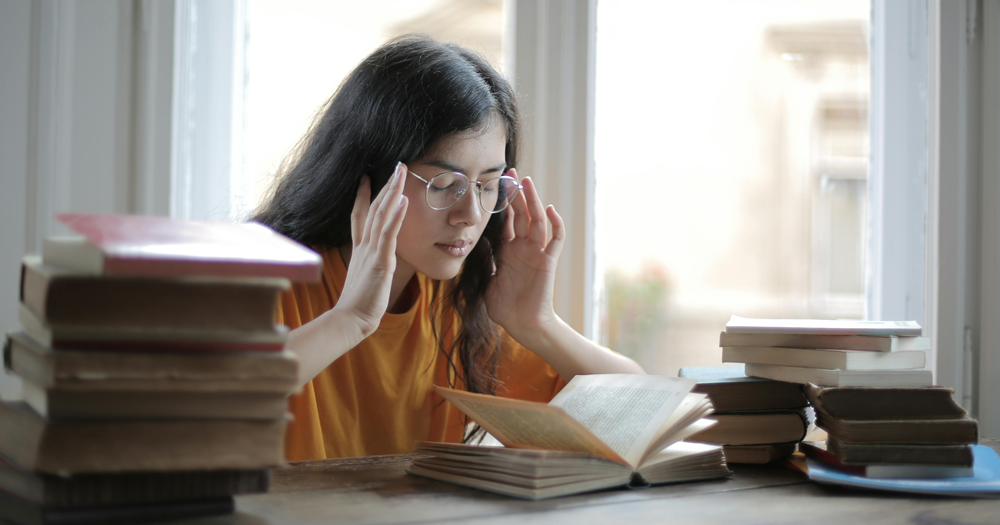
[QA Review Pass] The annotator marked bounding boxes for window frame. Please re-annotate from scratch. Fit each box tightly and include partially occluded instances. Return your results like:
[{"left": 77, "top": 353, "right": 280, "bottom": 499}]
[
  {"left": 928, "top": 0, "right": 1000, "bottom": 436},
  {"left": 506, "top": 0, "right": 598, "bottom": 338}
]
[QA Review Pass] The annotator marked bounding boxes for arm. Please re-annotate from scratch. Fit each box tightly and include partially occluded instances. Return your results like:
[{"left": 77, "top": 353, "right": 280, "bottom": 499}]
[
  {"left": 516, "top": 315, "right": 645, "bottom": 380},
  {"left": 287, "top": 164, "right": 409, "bottom": 390},
  {"left": 486, "top": 173, "right": 645, "bottom": 381},
  {"left": 287, "top": 307, "right": 367, "bottom": 391}
]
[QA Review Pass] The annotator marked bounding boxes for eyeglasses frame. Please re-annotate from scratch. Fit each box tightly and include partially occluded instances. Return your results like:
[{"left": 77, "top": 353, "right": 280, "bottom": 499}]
[{"left": 407, "top": 170, "right": 523, "bottom": 214}]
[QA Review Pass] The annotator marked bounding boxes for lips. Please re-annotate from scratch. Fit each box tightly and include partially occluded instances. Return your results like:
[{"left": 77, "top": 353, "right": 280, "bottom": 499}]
[{"left": 434, "top": 239, "right": 474, "bottom": 257}]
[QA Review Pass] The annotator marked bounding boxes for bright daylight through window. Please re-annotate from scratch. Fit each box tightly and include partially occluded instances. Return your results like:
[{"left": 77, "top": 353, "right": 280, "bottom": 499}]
[
  {"left": 238, "top": 0, "right": 504, "bottom": 221},
  {"left": 594, "top": 0, "right": 872, "bottom": 375}
]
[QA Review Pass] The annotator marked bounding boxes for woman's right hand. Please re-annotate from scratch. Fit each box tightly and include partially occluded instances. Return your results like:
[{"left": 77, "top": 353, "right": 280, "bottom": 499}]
[{"left": 333, "top": 162, "right": 409, "bottom": 337}]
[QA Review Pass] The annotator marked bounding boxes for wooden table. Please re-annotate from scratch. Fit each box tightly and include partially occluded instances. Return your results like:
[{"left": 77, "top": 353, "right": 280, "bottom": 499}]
[{"left": 172, "top": 439, "right": 1000, "bottom": 525}]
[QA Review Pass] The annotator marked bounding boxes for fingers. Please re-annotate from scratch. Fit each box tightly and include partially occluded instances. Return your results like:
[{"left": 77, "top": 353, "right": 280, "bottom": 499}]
[
  {"left": 544, "top": 205, "right": 565, "bottom": 259},
  {"left": 351, "top": 176, "right": 371, "bottom": 247},
  {"left": 363, "top": 162, "right": 407, "bottom": 245},
  {"left": 377, "top": 195, "right": 408, "bottom": 261},
  {"left": 502, "top": 204, "right": 516, "bottom": 241},
  {"left": 511, "top": 189, "right": 530, "bottom": 240},
  {"left": 522, "top": 177, "right": 547, "bottom": 247}
]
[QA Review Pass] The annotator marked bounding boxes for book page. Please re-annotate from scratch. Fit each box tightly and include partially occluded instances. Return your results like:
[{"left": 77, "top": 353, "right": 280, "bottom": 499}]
[
  {"left": 434, "top": 386, "right": 626, "bottom": 464},
  {"left": 548, "top": 375, "right": 696, "bottom": 468},
  {"left": 643, "top": 393, "right": 715, "bottom": 458}
]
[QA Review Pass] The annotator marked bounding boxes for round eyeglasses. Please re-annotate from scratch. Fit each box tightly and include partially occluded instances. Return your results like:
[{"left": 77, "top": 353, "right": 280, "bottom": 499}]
[{"left": 407, "top": 171, "right": 523, "bottom": 214}]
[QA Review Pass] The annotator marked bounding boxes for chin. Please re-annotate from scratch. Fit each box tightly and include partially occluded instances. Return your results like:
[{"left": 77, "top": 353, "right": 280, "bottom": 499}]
[{"left": 418, "top": 261, "right": 464, "bottom": 281}]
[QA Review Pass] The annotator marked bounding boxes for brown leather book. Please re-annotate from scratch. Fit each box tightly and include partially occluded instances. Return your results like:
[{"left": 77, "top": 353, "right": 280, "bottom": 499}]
[
  {"left": 5, "top": 331, "right": 299, "bottom": 396},
  {"left": 678, "top": 365, "right": 808, "bottom": 412},
  {"left": 0, "top": 402, "right": 286, "bottom": 475},
  {"left": 721, "top": 443, "right": 797, "bottom": 464},
  {"left": 21, "top": 256, "right": 289, "bottom": 333},
  {"left": 804, "top": 383, "right": 968, "bottom": 420},
  {"left": 815, "top": 408, "right": 978, "bottom": 445},
  {"left": 0, "top": 455, "right": 267, "bottom": 508},
  {"left": 0, "top": 490, "right": 233, "bottom": 525},
  {"left": 688, "top": 409, "right": 809, "bottom": 446},
  {"left": 826, "top": 435, "right": 974, "bottom": 467}
]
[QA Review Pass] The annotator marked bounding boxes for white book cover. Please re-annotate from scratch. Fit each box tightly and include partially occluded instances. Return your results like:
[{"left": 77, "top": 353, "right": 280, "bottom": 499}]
[
  {"left": 744, "top": 363, "right": 933, "bottom": 387},
  {"left": 725, "top": 315, "right": 922, "bottom": 337},
  {"left": 721, "top": 346, "right": 927, "bottom": 370}
]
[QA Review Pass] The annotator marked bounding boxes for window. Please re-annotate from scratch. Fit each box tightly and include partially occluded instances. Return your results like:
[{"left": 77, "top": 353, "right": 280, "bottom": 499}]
[
  {"left": 594, "top": 0, "right": 872, "bottom": 374},
  {"left": 234, "top": 0, "right": 506, "bottom": 221}
]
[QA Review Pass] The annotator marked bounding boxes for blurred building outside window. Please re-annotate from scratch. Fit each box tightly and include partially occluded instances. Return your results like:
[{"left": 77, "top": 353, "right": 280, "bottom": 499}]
[{"left": 594, "top": 0, "right": 871, "bottom": 375}]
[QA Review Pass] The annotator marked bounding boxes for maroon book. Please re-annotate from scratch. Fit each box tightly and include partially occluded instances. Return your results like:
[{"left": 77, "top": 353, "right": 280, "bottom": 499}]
[{"left": 46, "top": 214, "right": 321, "bottom": 282}]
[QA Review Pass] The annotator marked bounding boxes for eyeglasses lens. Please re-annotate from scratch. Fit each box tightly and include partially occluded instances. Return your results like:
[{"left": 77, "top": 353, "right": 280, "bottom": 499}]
[
  {"left": 426, "top": 173, "right": 520, "bottom": 213},
  {"left": 482, "top": 176, "right": 520, "bottom": 213},
  {"left": 426, "top": 172, "right": 468, "bottom": 210}
]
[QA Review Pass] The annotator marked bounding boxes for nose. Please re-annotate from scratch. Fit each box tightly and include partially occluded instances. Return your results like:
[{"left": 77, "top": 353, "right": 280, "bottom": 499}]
[{"left": 448, "top": 183, "right": 482, "bottom": 226}]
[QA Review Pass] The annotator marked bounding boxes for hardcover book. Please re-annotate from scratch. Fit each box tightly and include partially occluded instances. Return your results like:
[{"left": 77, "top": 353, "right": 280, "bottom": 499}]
[
  {"left": 826, "top": 435, "right": 974, "bottom": 467},
  {"left": 744, "top": 363, "right": 933, "bottom": 387},
  {"left": 725, "top": 315, "right": 922, "bottom": 337},
  {"left": 19, "top": 381, "right": 291, "bottom": 420},
  {"left": 718, "top": 331, "right": 930, "bottom": 353},
  {"left": 677, "top": 365, "right": 808, "bottom": 412},
  {"left": 815, "top": 410, "right": 978, "bottom": 445},
  {"left": 803, "top": 383, "right": 968, "bottom": 420},
  {"left": 20, "top": 256, "right": 288, "bottom": 333},
  {"left": 45, "top": 214, "right": 321, "bottom": 282},
  {"left": 799, "top": 441, "right": 974, "bottom": 479},
  {"left": 721, "top": 443, "right": 797, "bottom": 464},
  {"left": 0, "top": 402, "right": 286, "bottom": 474},
  {"left": 688, "top": 410, "right": 809, "bottom": 446},
  {"left": 407, "top": 374, "right": 731, "bottom": 499},
  {"left": 722, "top": 346, "right": 926, "bottom": 370},
  {"left": 5, "top": 332, "right": 299, "bottom": 395},
  {"left": 0, "top": 456, "right": 268, "bottom": 508},
  {"left": 19, "top": 304, "right": 288, "bottom": 352},
  {"left": 0, "top": 491, "right": 234, "bottom": 525}
]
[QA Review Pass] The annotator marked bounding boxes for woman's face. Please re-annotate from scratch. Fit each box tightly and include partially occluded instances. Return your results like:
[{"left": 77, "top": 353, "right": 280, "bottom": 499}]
[{"left": 396, "top": 119, "right": 508, "bottom": 280}]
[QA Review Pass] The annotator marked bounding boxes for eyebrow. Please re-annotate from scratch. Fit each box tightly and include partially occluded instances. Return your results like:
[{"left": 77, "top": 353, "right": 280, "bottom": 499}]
[{"left": 426, "top": 159, "right": 508, "bottom": 177}]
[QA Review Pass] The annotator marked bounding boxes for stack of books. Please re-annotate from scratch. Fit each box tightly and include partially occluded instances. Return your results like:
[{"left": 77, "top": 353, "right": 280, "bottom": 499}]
[
  {"left": 800, "top": 383, "right": 978, "bottom": 479},
  {"left": 678, "top": 365, "right": 809, "bottom": 464},
  {"left": 719, "top": 315, "right": 988, "bottom": 485},
  {"left": 1, "top": 214, "right": 320, "bottom": 524},
  {"left": 720, "top": 315, "right": 932, "bottom": 387}
]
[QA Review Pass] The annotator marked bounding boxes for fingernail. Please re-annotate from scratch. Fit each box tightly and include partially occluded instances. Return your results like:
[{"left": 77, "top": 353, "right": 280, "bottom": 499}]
[{"left": 395, "top": 161, "right": 404, "bottom": 176}]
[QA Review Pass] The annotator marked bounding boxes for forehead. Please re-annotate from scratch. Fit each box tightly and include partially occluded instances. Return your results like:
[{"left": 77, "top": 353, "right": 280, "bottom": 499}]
[{"left": 420, "top": 118, "right": 507, "bottom": 169}]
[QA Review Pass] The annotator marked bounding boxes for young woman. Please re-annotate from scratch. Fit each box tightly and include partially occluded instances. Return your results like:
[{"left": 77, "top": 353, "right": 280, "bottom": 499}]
[{"left": 255, "top": 36, "right": 644, "bottom": 460}]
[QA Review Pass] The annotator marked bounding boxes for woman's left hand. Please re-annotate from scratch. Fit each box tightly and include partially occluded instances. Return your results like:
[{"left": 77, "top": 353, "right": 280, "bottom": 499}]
[{"left": 485, "top": 171, "right": 565, "bottom": 345}]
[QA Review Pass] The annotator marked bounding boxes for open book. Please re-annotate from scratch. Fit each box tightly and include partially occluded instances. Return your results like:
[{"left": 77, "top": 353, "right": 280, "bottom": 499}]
[{"left": 407, "top": 375, "right": 731, "bottom": 499}]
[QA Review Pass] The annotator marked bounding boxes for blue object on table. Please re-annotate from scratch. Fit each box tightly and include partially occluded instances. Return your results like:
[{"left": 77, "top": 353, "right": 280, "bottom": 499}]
[{"left": 807, "top": 444, "right": 1000, "bottom": 497}]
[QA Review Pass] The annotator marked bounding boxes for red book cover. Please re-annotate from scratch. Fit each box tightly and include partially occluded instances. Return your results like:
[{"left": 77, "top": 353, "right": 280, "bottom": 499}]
[{"left": 53, "top": 214, "right": 321, "bottom": 282}]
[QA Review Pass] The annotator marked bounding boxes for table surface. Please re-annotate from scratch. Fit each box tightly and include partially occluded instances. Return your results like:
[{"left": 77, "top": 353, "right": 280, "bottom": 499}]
[{"left": 170, "top": 438, "right": 1000, "bottom": 525}]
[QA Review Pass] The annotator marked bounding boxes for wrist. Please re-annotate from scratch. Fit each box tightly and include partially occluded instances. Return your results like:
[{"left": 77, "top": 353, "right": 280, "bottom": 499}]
[
  {"left": 508, "top": 314, "right": 565, "bottom": 356},
  {"left": 326, "top": 305, "right": 374, "bottom": 344}
]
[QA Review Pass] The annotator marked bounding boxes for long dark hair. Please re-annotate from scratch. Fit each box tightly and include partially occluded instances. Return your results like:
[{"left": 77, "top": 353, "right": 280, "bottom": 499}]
[{"left": 254, "top": 35, "right": 518, "bottom": 440}]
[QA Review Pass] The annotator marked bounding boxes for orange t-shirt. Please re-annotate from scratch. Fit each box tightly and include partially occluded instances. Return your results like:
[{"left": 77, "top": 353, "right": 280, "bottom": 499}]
[{"left": 278, "top": 248, "right": 567, "bottom": 460}]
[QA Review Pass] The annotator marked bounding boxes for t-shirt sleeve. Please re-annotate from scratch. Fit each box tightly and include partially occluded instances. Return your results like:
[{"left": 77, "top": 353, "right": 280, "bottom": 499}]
[{"left": 496, "top": 329, "right": 568, "bottom": 403}]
